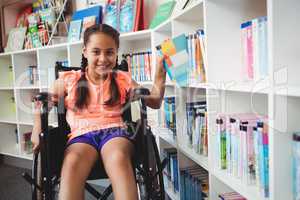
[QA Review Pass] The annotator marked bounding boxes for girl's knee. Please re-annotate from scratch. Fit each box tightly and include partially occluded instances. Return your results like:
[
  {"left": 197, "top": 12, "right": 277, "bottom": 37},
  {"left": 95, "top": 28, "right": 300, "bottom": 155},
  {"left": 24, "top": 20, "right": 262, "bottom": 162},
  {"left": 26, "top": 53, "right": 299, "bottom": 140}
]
[
  {"left": 106, "top": 149, "right": 131, "bottom": 166},
  {"left": 61, "top": 152, "right": 82, "bottom": 175}
]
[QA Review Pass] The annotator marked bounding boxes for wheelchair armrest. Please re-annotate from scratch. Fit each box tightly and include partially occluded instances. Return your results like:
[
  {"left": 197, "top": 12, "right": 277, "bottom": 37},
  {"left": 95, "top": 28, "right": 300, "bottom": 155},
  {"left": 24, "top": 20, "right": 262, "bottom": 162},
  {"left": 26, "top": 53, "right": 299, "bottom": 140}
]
[{"left": 133, "top": 88, "right": 150, "bottom": 99}]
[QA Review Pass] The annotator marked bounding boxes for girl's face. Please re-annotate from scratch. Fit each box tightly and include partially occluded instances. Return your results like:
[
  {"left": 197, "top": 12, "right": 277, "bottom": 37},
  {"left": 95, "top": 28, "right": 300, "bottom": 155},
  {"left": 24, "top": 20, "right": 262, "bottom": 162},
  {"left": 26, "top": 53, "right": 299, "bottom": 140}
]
[{"left": 83, "top": 33, "right": 118, "bottom": 78}]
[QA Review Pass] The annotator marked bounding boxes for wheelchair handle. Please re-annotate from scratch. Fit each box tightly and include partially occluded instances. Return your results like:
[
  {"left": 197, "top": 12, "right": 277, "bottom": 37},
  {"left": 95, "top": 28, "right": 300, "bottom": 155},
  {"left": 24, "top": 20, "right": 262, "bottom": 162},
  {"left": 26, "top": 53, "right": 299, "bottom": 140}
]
[
  {"left": 133, "top": 88, "right": 150, "bottom": 98},
  {"left": 34, "top": 92, "right": 51, "bottom": 102}
]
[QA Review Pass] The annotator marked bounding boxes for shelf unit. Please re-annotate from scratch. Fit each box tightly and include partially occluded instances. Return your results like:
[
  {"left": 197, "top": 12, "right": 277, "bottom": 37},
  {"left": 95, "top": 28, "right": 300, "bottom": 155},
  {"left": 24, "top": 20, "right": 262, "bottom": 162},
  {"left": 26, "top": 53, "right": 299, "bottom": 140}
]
[{"left": 0, "top": 0, "right": 299, "bottom": 199}]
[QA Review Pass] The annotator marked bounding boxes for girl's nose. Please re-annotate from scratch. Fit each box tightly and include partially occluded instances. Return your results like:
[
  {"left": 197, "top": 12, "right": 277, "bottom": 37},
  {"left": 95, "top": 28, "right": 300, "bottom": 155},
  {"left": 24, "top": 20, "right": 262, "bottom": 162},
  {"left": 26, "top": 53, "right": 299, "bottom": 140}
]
[{"left": 98, "top": 53, "right": 107, "bottom": 62}]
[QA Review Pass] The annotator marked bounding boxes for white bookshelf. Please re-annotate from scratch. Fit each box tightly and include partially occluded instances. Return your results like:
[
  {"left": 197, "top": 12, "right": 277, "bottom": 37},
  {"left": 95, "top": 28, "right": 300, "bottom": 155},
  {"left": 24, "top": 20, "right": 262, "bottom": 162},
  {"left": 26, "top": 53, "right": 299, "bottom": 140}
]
[{"left": 0, "top": 0, "right": 298, "bottom": 200}]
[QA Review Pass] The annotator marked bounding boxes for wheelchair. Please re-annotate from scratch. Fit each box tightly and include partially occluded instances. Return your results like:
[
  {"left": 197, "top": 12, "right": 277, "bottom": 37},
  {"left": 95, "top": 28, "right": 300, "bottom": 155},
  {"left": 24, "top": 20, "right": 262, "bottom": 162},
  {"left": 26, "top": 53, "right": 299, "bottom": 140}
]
[{"left": 22, "top": 62, "right": 167, "bottom": 200}]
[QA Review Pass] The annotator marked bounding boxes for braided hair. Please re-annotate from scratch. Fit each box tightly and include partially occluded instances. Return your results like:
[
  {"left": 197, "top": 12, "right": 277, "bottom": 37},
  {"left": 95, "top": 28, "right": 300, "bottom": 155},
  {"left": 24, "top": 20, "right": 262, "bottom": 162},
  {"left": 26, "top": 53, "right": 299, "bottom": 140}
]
[{"left": 75, "top": 24, "right": 120, "bottom": 109}]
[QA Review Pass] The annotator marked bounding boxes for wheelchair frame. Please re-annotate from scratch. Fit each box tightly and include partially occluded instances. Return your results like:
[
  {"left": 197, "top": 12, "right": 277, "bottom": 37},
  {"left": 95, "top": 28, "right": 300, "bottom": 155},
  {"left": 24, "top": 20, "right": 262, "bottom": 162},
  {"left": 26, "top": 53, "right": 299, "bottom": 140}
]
[{"left": 22, "top": 63, "right": 167, "bottom": 200}]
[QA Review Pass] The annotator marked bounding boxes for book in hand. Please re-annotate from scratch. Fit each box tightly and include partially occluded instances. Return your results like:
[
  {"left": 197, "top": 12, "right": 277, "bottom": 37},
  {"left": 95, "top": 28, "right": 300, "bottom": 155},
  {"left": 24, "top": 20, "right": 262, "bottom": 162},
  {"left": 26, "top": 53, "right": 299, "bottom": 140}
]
[
  {"left": 156, "top": 33, "right": 189, "bottom": 87},
  {"left": 68, "top": 19, "right": 82, "bottom": 42},
  {"left": 149, "top": 0, "right": 176, "bottom": 29}
]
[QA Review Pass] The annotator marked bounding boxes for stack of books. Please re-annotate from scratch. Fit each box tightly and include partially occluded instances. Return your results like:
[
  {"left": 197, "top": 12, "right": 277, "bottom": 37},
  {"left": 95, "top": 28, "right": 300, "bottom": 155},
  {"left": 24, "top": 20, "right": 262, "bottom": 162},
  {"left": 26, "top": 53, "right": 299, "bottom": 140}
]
[
  {"left": 186, "top": 101, "right": 207, "bottom": 156},
  {"left": 216, "top": 113, "right": 269, "bottom": 198},
  {"left": 122, "top": 51, "right": 152, "bottom": 82},
  {"left": 241, "top": 16, "right": 268, "bottom": 81},
  {"left": 162, "top": 148, "right": 179, "bottom": 193},
  {"left": 28, "top": 65, "right": 38, "bottom": 85},
  {"left": 158, "top": 96, "right": 176, "bottom": 137},
  {"left": 180, "top": 165, "right": 209, "bottom": 200}
]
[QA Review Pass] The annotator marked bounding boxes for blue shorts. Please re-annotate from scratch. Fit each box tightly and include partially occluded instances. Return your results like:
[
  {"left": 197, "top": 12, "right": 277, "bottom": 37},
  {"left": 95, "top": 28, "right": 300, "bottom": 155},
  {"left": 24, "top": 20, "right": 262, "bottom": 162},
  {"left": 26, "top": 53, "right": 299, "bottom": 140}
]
[{"left": 67, "top": 127, "right": 134, "bottom": 152}]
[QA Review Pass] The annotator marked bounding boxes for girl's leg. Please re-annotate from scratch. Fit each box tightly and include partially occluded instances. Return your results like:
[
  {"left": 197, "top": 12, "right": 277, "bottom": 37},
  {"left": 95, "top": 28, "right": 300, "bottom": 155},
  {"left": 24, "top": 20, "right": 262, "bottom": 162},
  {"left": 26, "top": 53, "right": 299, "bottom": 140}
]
[
  {"left": 101, "top": 137, "right": 138, "bottom": 200},
  {"left": 59, "top": 143, "right": 98, "bottom": 200}
]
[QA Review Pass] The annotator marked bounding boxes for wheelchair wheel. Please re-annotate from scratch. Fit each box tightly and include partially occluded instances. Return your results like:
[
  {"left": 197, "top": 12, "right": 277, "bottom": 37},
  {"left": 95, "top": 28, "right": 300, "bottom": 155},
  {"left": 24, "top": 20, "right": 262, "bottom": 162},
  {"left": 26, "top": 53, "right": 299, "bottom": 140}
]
[{"left": 136, "top": 130, "right": 165, "bottom": 200}]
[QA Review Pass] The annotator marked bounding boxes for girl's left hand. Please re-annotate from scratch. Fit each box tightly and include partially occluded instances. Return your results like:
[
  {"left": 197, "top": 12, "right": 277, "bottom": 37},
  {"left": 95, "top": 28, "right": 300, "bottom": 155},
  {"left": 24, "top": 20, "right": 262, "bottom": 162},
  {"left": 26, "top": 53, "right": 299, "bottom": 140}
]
[{"left": 156, "top": 56, "right": 166, "bottom": 76}]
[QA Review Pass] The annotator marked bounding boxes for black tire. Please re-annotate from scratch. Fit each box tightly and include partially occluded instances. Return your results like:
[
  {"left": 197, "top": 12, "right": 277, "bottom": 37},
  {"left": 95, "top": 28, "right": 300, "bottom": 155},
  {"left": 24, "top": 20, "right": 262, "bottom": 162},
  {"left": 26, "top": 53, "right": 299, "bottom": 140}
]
[
  {"left": 136, "top": 129, "right": 165, "bottom": 200},
  {"left": 32, "top": 153, "right": 43, "bottom": 200},
  {"left": 147, "top": 133, "right": 165, "bottom": 200},
  {"left": 32, "top": 152, "right": 59, "bottom": 200}
]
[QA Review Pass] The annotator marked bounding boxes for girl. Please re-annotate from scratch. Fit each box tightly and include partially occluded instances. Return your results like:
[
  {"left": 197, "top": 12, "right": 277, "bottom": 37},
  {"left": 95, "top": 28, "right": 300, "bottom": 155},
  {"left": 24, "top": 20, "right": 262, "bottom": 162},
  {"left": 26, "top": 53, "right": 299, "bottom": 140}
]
[{"left": 31, "top": 24, "right": 166, "bottom": 200}]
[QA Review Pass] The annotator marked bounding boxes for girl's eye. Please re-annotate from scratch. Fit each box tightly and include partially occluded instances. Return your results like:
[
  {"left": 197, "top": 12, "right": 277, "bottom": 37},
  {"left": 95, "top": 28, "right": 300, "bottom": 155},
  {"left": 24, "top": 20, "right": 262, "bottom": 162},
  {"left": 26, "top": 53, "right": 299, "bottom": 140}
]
[
  {"left": 106, "top": 51, "right": 115, "bottom": 56},
  {"left": 92, "top": 50, "right": 100, "bottom": 55}
]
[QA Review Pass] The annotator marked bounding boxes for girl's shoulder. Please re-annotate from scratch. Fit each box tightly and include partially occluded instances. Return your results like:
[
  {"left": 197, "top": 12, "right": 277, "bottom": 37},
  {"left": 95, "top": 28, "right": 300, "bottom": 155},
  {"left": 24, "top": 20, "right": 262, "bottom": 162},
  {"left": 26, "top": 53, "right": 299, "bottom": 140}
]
[
  {"left": 58, "top": 70, "right": 81, "bottom": 83},
  {"left": 115, "top": 70, "right": 132, "bottom": 85},
  {"left": 58, "top": 70, "right": 81, "bottom": 91}
]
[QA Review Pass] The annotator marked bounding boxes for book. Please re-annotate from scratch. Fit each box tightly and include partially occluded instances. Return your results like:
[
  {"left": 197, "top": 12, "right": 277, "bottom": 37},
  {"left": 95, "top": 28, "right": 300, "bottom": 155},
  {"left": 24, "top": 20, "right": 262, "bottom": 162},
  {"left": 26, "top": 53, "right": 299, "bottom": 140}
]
[
  {"left": 103, "top": 0, "right": 119, "bottom": 30},
  {"left": 133, "top": 0, "right": 145, "bottom": 31},
  {"left": 72, "top": 5, "right": 103, "bottom": 24},
  {"left": 157, "top": 34, "right": 189, "bottom": 87},
  {"left": 219, "top": 192, "right": 246, "bottom": 200},
  {"left": 149, "top": 0, "right": 176, "bottom": 29},
  {"left": 5, "top": 27, "right": 27, "bottom": 52},
  {"left": 119, "top": 0, "right": 135, "bottom": 33},
  {"left": 81, "top": 16, "right": 97, "bottom": 38},
  {"left": 68, "top": 20, "right": 82, "bottom": 42}
]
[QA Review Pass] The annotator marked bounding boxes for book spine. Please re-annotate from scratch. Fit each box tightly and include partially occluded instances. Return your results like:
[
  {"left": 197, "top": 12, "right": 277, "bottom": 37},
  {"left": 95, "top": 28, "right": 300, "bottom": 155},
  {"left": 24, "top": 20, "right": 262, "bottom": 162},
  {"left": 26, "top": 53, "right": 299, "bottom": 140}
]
[
  {"left": 252, "top": 18, "right": 260, "bottom": 81},
  {"left": 226, "top": 117, "right": 232, "bottom": 174},
  {"left": 262, "top": 124, "right": 269, "bottom": 197}
]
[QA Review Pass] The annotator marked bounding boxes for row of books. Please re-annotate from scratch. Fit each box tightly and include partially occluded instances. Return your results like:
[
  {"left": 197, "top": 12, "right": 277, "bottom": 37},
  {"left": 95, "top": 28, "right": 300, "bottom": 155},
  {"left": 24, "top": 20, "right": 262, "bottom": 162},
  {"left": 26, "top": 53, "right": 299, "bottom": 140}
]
[
  {"left": 216, "top": 113, "right": 269, "bottom": 198},
  {"left": 187, "top": 29, "right": 207, "bottom": 85},
  {"left": 69, "top": 5, "right": 103, "bottom": 42},
  {"left": 241, "top": 16, "right": 268, "bottom": 81},
  {"left": 219, "top": 192, "right": 246, "bottom": 200},
  {"left": 157, "top": 96, "right": 176, "bottom": 136},
  {"left": 28, "top": 65, "right": 38, "bottom": 85},
  {"left": 186, "top": 101, "right": 208, "bottom": 156},
  {"left": 122, "top": 51, "right": 152, "bottom": 82},
  {"left": 156, "top": 29, "right": 206, "bottom": 87},
  {"left": 180, "top": 165, "right": 209, "bottom": 200},
  {"left": 162, "top": 148, "right": 179, "bottom": 194},
  {"left": 103, "top": 0, "right": 144, "bottom": 33}
]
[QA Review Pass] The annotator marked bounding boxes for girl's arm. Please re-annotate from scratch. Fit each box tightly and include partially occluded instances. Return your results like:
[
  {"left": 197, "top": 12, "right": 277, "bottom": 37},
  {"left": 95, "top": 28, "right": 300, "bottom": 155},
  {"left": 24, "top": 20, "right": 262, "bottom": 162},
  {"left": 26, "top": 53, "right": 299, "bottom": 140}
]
[
  {"left": 131, "top": 56, "right": 166, "bottom": 109},
  {"left": 31, "top": 79, "right": 65, "bottom": 152}
]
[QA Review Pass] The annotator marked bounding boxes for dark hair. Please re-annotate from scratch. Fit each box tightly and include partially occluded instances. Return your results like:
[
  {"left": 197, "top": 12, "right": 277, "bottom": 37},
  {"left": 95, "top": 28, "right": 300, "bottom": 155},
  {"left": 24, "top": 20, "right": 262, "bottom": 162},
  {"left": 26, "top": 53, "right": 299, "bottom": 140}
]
[{"left": 75, "top": 24, "right": 120, "bottom": 109}]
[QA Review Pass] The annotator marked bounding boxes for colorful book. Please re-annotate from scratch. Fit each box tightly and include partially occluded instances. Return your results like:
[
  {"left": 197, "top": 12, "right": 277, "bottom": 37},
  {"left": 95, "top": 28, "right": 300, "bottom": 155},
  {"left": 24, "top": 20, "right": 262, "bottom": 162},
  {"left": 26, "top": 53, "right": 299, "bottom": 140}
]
[
  {"left": 72, "top": 5, "right": 103, "bottom": 24},
  {"left": 68, "top": 20, "right": 82, "bottom": 42},
  {"left": 149, "top": 0, "right": 176, "bottom": 29},
  {"left": 81, "top": 15, "right": 97, "bottom": 38},
  {"left": 103, "top": 0, "right": 119, "bottom": 30},
  {"left": 156, "top": 34, "right": 189, "bottom": 87},
  {"left": 119, "top": 0, "right": 135, "bottom": 33},
  {"left": 241, "top": 21, "right": 253, "bottom": 80}
]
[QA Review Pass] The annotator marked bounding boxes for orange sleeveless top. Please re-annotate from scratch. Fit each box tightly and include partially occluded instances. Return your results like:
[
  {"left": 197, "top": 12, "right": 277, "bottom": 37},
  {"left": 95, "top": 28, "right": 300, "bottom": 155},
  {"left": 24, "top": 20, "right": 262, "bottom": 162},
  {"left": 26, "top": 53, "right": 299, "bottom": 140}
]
[{"left": 59, "top": 70, "right": 133, "bottom": 140}]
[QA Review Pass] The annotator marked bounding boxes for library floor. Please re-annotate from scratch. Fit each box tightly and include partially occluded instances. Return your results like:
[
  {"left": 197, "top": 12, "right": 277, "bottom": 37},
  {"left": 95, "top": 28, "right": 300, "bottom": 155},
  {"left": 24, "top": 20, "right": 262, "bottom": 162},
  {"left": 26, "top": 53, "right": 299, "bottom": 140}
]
[{"left": 0, "top": 163, "right": 113, "bottom": 200}]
